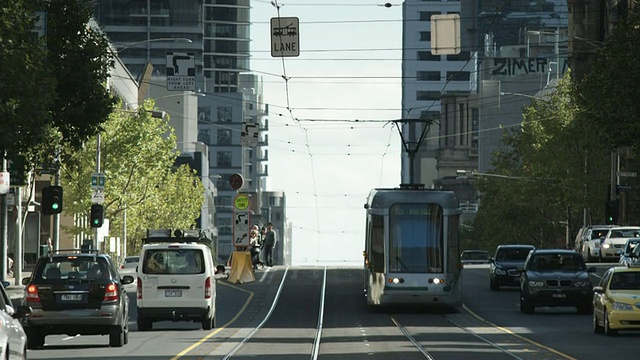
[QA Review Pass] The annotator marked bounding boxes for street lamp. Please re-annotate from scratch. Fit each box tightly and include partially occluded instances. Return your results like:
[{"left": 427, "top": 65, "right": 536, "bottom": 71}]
[{"left": 113, "top": 37, "right": 193, "bottom": 61}]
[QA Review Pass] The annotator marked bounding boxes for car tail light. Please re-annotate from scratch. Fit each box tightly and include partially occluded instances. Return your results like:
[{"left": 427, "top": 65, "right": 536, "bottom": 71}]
[
  {"left": 120, "top": 265, "right": 125, "bottom": 269},
  {"left": 26, "top": 285, "right": 40, "bottom": 303},
  {"left": 137, "top": 277, "right": 142, "bottom": 299},
  {"left": 103, "top": 283, "right": 119, "bottom": 302},
  {"left": 205, "top": 277, "right": 211, "bottom": 299}
]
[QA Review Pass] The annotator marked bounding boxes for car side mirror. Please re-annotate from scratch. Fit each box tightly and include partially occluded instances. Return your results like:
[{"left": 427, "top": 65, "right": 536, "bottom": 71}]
[
  {"left": 593, "top": 286, "right": 604, "bottom": 294},
  {"left": 21, "top": 277, "right": 30, "bottom": 286},
  {"left": 121, "top": 275, "right": 135, "bottom": 285}
]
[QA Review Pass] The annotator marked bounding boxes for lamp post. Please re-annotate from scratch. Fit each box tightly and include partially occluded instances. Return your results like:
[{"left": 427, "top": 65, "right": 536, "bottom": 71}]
[{"left": 113, "top": 37, "right": 192, "bottom": 62}]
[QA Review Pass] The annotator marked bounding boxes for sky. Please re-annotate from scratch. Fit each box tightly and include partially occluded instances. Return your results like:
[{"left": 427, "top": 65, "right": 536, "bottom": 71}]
[{"left": 250, "top": 1, "right": 404, "bottom": 265}]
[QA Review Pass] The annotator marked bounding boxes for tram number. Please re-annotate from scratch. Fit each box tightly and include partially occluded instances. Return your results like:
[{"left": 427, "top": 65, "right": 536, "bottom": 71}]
[{"left": 390, "top": 205, "right": 432, "bottom": 216}]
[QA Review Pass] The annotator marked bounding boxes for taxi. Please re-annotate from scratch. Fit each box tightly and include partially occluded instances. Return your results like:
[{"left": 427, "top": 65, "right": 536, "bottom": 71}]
[{"left": 593, "top": 264, "right": 640, "bottom": 335}]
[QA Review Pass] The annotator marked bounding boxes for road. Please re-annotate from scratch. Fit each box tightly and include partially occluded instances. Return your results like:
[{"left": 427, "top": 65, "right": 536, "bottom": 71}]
[{"left": 16, "top": 263, "right": 638, "bottom": 359}]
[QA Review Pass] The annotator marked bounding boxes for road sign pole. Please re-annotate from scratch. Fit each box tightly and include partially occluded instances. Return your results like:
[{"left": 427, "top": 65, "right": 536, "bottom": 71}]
[{"left": 94, "top": 133, "right": 101, "bottom": 250}]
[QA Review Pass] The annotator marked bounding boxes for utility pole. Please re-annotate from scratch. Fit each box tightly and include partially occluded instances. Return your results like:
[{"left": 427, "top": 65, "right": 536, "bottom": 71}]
[
  {"left": 0, "top": 156, "right": 7, "bottom": 281},
  {"left": 52, "top": 151, "right": 60, "bottom": 250},
  {"left": 94, "top": 133, "right": 101, "bottom": 250},
  {"left": 14, "top": 186, "right": 22, "bottom": 285}
]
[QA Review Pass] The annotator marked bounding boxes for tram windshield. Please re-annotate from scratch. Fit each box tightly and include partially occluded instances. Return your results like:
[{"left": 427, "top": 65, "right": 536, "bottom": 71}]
[{"left": 388, "top": 203, "right": 443, "bottom": 273}]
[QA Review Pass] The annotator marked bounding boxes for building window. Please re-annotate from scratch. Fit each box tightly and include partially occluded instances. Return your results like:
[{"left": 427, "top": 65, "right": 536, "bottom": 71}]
[
  {"left": 215, "top": 196, "right": 232, "bottom": 207},
  {"left": 217, "top": 129, "right": 232, "bottom": 145},
  {"left": 217, "top": 151, "right": 232, "bottom": 167},
  {"left": 416, "top": 91, "right": 441, "bottom": 101},
  {"left": 459, "top": 103, "right": 465, "bottom": 145},
  {"left": 198, "top": 107, "right": 211, "bottom": 123},
  {"left": 275, "top": 213, "right": 281, "bottom": 221},
  {"left": 471, "top": 108, "right": 479, "bottom": 149},
  {"left": 217, "top": 107, "right": 233, "bottom": 122},
  {"left": 419, "top": 11, "right": 440, "bottom": 21},
  {"left": 418, "top": 51, "right": 440, "bottom": 61},
  {"left": 198, "top": 129, "right": 210, "bottom": 144},
  {"left": 446, "top": 71, "right": 470, "bottom": 81},
  {"left": 417, "top": 71, "right": 441, "bottom": 81},
  {"left": 446, "top": 52, "right": 471, "bottom": 61},
  {"left": 419, "top": 31, "right": 431, "bottom": 41}
]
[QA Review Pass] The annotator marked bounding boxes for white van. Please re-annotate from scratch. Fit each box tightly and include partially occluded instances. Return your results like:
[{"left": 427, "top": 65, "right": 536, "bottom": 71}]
[{"left": 136, "top": 232, "right": 216, "bottom": 331}]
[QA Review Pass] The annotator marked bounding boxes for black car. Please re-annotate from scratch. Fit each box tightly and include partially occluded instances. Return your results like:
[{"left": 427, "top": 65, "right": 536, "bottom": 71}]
[
  {"left": 489, "top": 244, "right": 535, "bottom": 291},
  {"left": 21, "top": 249, "right": 134, "bottom": 349},
  {"left": 518, "top": 249, "right": 595, "bottom": 314}
]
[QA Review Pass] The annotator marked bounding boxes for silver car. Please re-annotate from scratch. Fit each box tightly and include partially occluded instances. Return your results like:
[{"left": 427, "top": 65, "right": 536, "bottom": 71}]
[{"left": 0, "top": 281, "right": 29, "bottom": 359}]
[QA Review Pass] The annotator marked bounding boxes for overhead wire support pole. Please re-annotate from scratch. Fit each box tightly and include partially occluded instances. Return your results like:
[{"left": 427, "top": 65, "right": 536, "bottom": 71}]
[
  {"left": 391, "top": 118, "right": 434, "bottom": 187},
  {"left": 0, "top": 155, "right": 7, "bottom": 281}
]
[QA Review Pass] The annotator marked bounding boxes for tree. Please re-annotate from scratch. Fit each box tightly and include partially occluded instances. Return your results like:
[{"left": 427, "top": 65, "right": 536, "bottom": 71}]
[
  {"left": 473, "top": 73, "right": 610, "bottom": 250},
  {"left": 577, "top": 6, "right": 640, "bottom": 149},
  {"left": 61, "top": 101, "right": 205, "bottom": 254},
  {"left": 0, "top": 1, "right": 54, "bottom": 157}
]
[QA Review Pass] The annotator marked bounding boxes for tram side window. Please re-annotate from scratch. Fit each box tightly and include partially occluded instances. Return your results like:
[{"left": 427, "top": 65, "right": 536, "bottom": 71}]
[
  {"left": 370, "top": 214, "right": 385, "bottom": 273},
  {"left": 448, "top": 214, "right": 460, "bottom": 272}
]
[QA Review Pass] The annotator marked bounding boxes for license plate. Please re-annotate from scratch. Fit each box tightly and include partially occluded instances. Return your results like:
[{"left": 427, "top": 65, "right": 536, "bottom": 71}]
[
  {"left": 552, "top": 293, "right": 566, "bottom": 298},
  {"left": 165, "top": 290, "right": 182, "bottom": 297},
  {"left": 61, "top": 294, "right": 83, "bottom": 301}
]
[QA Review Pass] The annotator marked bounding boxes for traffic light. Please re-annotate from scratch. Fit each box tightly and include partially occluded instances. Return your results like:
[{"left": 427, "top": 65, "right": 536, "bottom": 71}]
[
  {"left": 42, "top": 186, "right": 63, "bottom": 215},
  {"left": 605, "top": 200, "right": 619, "bottom": 225},
  {"left": 90, "top": 204, "right": 104, "bottom": 228}
]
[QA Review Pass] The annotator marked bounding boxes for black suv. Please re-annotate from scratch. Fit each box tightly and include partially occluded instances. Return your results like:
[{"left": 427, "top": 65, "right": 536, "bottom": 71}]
[
  {"left": 21, "top": 249, "right": 134, "bottom": 349},
  {"left": 518, "top": 249, "right": 595, "bottom": 314},
  {"left": 490, "top": 244, "right": 535, "bottom": 291}
]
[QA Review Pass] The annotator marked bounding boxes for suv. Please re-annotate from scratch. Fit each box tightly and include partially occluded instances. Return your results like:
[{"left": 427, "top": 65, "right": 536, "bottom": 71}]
[
  {"left": 490, "top": 245, "right": 535, "bottom": 291},
  {"left": 519, "top": 249, "right": 595, "bottom": 314},
  {"left": 21, "top": 249, "right": 134, "bottom": 349},
  {"left": 136, "top": 230, "right": 216, "bottom": 331}
]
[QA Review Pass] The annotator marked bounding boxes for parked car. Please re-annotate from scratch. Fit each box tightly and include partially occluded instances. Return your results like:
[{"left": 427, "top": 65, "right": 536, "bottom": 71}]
[
  {"left": 576, "top": 225, "right": 615, "bottom": 262},
  {"left": 0, "top": 281, "right": 29, "bottom": 359},
  {"left": 618, "top": 238, "right": 640, "bottom": 266},
  {"left": 460, "top": 250, "right": 489, "bottom": 265},
  {"left": 593, "top": 265, "right": 640, "bottom": 335},
  {"left": 21, "top": 249, "right": 134, "bottom": 349},
  {"left": 599, "top": 227, "right": 640, "bottom": 262},
  {"left": 519, "top": 249, "right": 595, "bottom": 314},
  {"left": 489, "top": 244, "right": 535, "bottom": 291}
]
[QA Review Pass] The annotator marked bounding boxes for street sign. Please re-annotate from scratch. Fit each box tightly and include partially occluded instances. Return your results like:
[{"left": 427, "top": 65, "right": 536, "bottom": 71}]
[
  {"left": 271, "top": 17, "right": 300, "bottom": 57},
  {"left": 241, "top": 122, "right": 259, "bottom": 147},
  {"left": 0, "top": 171, "right": 9, "bottom": 194},
  {"left": 618, "top": 171, "right": 637, "bottom": 178},
  {"left": 92, "top": 190, "right": 105, "bottom": 204},
  {"left": 431, "top": 14, "right": 461, "bottom": 55},
  {"left": 234, "top": 193, "right": 250, "bottom": 211},
  {"left": 91, "top": 172, "right": 106, "bottom": 190},
  {"left": 233, "top": 211, "right": 250, "bottom": 247},
  {"left": 166, "top": 52, "right": 196, "bottom": 91}
]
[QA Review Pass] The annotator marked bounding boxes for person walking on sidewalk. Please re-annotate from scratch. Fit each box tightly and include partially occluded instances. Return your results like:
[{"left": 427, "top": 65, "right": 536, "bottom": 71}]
[{"left": 263, "top": 223, "right": 277, "bottom": 267}]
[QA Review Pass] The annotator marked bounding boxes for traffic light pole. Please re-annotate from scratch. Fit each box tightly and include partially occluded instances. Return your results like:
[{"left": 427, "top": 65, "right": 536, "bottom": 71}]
[
  {"left": 13, "top": 186, "right": 22, "bottom": 285},
  {"left": 52, "top": 162, "right": 60, "bottom": 251},
  {"left": 0, "top": 156, "right": 7, "bottom": 282},
  {"left": 94, "top": 133, "right": 101, "bottom": 250}
]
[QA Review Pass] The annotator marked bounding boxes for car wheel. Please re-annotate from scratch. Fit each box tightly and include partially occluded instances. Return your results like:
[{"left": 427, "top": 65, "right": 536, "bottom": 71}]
[
  {"left": 604, "top": 310, "right": 618, "bottom": 336},
  {"left": 137, "top": 316, "right": 152, "bottom": 331},
  {"left": 490, "top": 278, "right": 500, "bottom": 291},
  {"left": 109, "top": 325, "right": 125, "bottom": 347},
  {"left": 27, "top": 332, "right": 45, "bottom": 350},
  {"left": 593, "top": 310, "right": 604, "bottom": 333},
  {"left": 202, "top": 312, "right": 214, "bottom": 330},
  {"left": 123, "top": 320, "right": 129, "bottom": 345},
  {"left": 520, "top": 295, "right": 535, "bottom": 314}
]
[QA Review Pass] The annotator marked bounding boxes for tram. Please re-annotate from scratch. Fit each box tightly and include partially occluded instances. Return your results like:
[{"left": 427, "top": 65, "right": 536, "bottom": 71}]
[{"left": 363, "top": 185, "right": 462, "bottom": 309}]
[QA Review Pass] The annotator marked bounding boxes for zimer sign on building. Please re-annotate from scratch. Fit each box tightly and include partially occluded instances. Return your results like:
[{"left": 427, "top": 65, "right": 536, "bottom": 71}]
[{"left": 271, "top": 17, "right": 299, "bottom": 57}]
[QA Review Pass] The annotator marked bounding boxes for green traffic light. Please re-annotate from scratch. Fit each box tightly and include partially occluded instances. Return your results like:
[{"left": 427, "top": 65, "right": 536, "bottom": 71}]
[
  {"left": 93, "top": 219, "right": 99, "bottom": 225},
  {"left": 52, "top": 203, "right": 59, "bottom": 210}
]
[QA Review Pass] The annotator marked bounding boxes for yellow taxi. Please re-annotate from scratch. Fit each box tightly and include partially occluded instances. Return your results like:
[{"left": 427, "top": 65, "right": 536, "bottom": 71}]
[{"left": 593, "top": 265, "right": 640, "bottom": 335}]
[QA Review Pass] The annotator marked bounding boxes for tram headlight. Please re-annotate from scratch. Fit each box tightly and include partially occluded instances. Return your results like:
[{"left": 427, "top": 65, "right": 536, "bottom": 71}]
[
  {"left": 388, "top": 277, "right": 404, "bottom": 284},
  {"left": 428, "top": 278, "right": 445, "bottom": 284}
]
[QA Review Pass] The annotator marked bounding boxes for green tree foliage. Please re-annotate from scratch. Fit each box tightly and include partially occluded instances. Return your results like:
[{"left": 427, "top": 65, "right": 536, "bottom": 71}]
[
  {"left": 45, "top": 0, "right": 115, "bottom": 150},
  {"left": 0, "top": 1, "right": 54, "bottom": 157},
  {"left": 577, "top": 6, "right": 640, "bottom": 148},
  {"left": 473, "top": 74, "right": 610, "bottom": 251},
  {"left": 61, "top": 101, "right": 205, "bottom": 254}
]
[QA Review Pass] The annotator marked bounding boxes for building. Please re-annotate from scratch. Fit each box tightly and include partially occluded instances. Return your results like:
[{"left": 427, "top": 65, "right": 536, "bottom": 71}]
[{"left": 93, "top": 1, "right": 282, "bottom": 263}]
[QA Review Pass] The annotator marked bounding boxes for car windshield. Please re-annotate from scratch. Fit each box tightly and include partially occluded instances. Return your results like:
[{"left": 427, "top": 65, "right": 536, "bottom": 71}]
[
  {"left": 610, "top": 272, "right": 640, "bottom": 290},
  {"left": 496, "top": 248, "right": 531, "bottom": 261},
  {"left": 610, "top": 229, "right": 640, "bottom": 238},
  {"left": 142, "top": 249, "right": 205, "bottom": 275},
  {"left": 591, "top": 229, "right": 610, "bottom": 239},
  {"left": 529, "top": 254, "right": 584, "bottom": 271},
  {"left": 34, "top": 256, "right": 110, "bottom": 281}
]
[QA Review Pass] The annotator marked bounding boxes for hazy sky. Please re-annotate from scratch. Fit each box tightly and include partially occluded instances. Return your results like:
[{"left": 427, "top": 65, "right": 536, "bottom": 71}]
[{"left": 250, "top": 1, "right": 404, "bottom": 265}]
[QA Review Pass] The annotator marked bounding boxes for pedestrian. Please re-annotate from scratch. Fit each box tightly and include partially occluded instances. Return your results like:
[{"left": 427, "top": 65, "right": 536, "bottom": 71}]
[
  {"left": 263, "top": 222, "right": 277, "bottom": 267},
  {"left": 6, "top": 256, "right": 13, "bottom": 277},
  {"left": 249, "top": 228, "right": 261, "bottom": 270}
]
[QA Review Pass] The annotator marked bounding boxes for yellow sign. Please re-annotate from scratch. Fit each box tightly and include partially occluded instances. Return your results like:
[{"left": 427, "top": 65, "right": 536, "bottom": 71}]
[{"left": 234, "top": 193, "right": 250, "bottom": 211}]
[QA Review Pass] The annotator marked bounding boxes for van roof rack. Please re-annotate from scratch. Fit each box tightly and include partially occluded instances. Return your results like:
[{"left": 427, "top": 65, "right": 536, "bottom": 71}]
[{"left": 142, "top": 229, "right": 212, "bottom": 245}]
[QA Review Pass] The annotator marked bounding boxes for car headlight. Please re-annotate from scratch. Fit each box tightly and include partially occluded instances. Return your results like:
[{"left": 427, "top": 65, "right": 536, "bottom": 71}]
[
  {"left": 602, "top": 243, "right": 611, "bottom": 249},
  {"left": 528, "top": 280, "right": 545, "bottom": 287},
  {"left": 573, "top": 281, "right": 591, "bottom": 287},
  {"left": 495, "top": 268, "right": 507, "bottom": 275},
  {"left": 612, "top": 302, "right": 634, "bottom": 311}
]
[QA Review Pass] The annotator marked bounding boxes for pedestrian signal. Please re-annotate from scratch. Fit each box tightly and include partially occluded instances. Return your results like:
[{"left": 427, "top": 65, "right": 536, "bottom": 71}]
[{"left": 42, "top": 186, "right": 63, "bottom": 215}]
